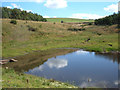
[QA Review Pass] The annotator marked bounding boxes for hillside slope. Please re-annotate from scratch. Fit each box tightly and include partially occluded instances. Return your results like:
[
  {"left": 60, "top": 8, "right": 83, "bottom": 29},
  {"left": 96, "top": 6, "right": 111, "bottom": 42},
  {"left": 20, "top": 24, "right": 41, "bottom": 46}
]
[{"left": 2, "top": 19, "right": 118, "bottom": 58}]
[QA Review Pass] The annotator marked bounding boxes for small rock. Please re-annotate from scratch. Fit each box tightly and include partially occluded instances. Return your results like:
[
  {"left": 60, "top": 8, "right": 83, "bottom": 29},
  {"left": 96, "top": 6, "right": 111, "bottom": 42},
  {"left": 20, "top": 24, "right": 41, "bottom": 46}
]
[
  {"left": 0, "top": 80, "right": 4, "bottom": 82},
  {"left": 88, "top": 78, "right": 92, "bottom": 82},
  {"left": 5, "top": 67, "right": 8, "bottom": 69},
  {"left": 26, "top": 79, "right": 29, "bottom": 83},
  {"left": 85, "top": 38, "right": 90, "bottom": 42},
  {"left": 9, "top": 59, "right": 18, "bottom": 62},
  {"left": 50, "top": 79, "right": 54, "bottom": 82},
  {"left": 108, "top": 44, "right": 112, "bottom": 47}
]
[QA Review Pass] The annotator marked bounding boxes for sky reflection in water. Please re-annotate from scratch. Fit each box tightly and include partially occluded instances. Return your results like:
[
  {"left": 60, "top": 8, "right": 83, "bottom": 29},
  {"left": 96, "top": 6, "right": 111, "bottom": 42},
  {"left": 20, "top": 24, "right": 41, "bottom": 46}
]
[{"left": 25, "top": 50, "right": 118, "bottom": 88}]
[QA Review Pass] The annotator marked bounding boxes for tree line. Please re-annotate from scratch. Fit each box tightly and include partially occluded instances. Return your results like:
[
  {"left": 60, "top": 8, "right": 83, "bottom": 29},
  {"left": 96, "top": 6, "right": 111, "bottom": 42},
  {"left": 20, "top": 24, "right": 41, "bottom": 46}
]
[
  {"left": 95, "top": 12, "right": 120, "bottom": 26},
  {"left": 1, "top": 7, "right": 47, "bottom": 22}
]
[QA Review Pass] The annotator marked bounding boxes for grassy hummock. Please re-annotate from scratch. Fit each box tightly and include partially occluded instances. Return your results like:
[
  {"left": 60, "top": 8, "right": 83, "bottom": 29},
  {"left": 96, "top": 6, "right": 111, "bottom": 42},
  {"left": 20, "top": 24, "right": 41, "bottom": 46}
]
[{"left": 2, "top": 68, "right": 77, "bottom": 88}]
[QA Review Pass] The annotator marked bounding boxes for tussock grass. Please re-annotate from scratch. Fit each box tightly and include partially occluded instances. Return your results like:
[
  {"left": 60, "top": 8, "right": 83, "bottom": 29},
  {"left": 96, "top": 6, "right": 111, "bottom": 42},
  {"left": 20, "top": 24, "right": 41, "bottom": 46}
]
[{"left": 2, "top": 68, "right": 77, "bottom": 88}]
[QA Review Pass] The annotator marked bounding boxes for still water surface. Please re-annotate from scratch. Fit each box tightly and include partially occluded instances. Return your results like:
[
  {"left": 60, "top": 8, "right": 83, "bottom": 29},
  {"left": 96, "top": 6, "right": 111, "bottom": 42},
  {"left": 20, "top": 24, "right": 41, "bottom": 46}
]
[{"left": 25, "top": 50, "right": 118, "bottom": 88}]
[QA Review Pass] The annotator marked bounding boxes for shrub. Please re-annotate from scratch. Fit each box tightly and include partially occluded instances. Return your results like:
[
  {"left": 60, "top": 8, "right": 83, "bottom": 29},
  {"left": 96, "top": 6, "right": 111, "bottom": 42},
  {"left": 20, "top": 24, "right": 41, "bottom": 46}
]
[
  {"left": 68, "top": 28, "right": 85, "bottom": 31},
  {"left": 88, "top": 22, "right": 92, "bottom": 25},
  {"left": 10, "top": 20, "right": 17, "bottom": 24},
  {"left": 82, "top": 28, "right": 86, "bottom": 30},
  {"left": 61, "top": 21, "right": 64, "bottom": 23},
  {"left": 2, "top": 7, "right": 47, "bottom": 22},
  {"left": 39, "top": 24, "right": 42, "bottom": 28},
  {"left": 97, "top": 33, "right": 102, "bottom": 36},
  {"left": 29, "top": 27, "right": 38, "bottom": 32},
  {"left": 27, "top": 25, "right": 38, "bottom": 32}
]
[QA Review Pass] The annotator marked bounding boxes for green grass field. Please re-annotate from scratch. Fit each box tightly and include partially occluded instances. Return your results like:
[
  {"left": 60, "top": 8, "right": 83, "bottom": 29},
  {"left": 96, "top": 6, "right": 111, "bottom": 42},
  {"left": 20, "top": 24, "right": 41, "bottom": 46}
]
[
  {"left": 2, "top": 68, "right": 77, "bottom": 88},
  {"left": 46, "top": 18, "right": 94, "bottom": 23},
  {"left": 2, "top": 19, "right": 118, "bottom": 58},
  {"left": 3, "top": 68, "right": 103, "bottom": 89}
]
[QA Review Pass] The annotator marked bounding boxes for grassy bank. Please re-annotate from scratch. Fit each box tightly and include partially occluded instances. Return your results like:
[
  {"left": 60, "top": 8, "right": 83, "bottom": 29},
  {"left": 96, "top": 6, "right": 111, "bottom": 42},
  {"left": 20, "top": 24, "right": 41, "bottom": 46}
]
[
  {"left": 46, "top": 18, "right": 94, "bottom": 23},
  {"left": 3, "top": 49, "right": 77, "bottom": 72},
  {"left": 2, "top": 68, "right": 77, "bottom": 88},
  {"left": 2, "top": 19, "right": 118, "bottom": 58},
  {"left": 3, "top": 68, "right": 103, "bottom": 89}
]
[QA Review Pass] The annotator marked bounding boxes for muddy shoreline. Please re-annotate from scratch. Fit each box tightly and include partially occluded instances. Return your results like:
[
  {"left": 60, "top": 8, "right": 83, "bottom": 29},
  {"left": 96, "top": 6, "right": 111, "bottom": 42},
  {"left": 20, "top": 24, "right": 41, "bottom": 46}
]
[{"left": 2, "top": 48, "right": 78, "bottom": 72}]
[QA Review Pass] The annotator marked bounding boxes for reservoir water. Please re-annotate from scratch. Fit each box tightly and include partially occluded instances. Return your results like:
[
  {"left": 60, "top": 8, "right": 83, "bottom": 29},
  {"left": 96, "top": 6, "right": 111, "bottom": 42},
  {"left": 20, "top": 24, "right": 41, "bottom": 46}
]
[{"left": 25, "top": 50, "right": 119, "bottom": 88}]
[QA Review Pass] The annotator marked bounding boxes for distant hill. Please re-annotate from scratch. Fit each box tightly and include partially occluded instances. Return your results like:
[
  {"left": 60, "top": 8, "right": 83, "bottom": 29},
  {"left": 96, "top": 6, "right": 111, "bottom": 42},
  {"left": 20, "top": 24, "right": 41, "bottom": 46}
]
[
  {"left": 46, "top": 18, "right": 94, "bottom": 23},
  {"left": 95, "top": 12, "right": 119, "bottom": 26},
  {"left": 1, "top": 7, "right": 47, "bottom": 22}
]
